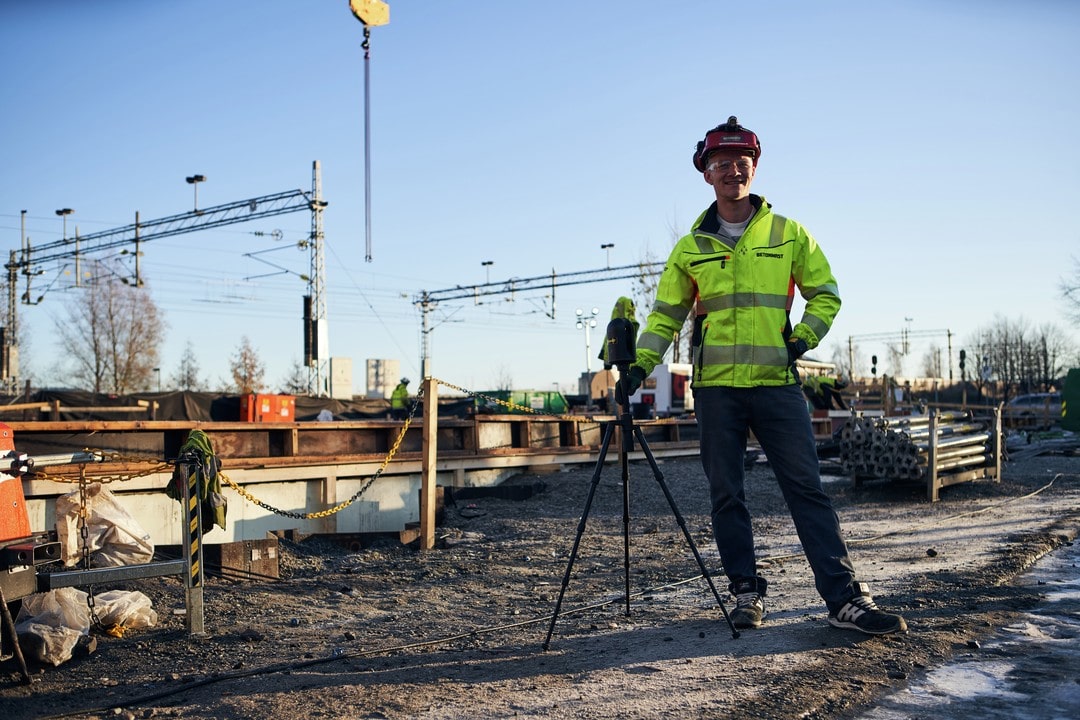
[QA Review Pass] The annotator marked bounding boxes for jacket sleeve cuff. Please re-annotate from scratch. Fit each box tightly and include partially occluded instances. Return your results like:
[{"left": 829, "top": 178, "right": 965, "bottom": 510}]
[{"left": 790, "top": 323, "right": 820, "bottom": 349}]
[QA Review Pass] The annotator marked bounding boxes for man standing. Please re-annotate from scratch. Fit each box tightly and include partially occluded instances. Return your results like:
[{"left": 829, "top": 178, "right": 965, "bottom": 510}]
[
  {"left": 622, "top": 117, "right": 905, "bottom": 635},
  {"left": 390, "top": 377, "right": 410, "bottom": 420}
]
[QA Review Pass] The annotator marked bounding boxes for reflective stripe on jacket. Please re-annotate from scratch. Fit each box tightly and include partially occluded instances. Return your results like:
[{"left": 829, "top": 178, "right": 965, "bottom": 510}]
[{"left": 635, "top": 195, "right": 840, "bottom": 388}]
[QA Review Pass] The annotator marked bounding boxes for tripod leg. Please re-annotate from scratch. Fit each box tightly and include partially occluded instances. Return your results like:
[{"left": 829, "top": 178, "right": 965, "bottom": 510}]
[
  {"left": 620, "top": 425, "right": 632, "bottom": 616},
  {"left": 542, "top": 421, "right": 616, "bottom": 650},
  {"left": 0, "top": 587, "right": 33, "bottom": 684},
  {"left": 633, "top": 426, "right": 741, "bottom": 639}
]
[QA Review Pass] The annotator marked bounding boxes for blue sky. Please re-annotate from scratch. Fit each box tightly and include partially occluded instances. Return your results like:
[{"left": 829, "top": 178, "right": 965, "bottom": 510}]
[{"left": 2, "top": 0, "right": 1078, "bottom": 396}]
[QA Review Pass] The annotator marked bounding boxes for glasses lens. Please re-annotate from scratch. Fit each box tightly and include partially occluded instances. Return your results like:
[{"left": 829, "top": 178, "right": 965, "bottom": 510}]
[{"left": 708, "top": 159, "right": 752, "bottom": 173}]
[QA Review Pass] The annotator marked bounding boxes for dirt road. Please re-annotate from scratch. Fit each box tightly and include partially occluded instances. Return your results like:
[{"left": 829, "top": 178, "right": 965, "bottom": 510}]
[{"left": 3, "top": 450, "right": 1079, "bottom": 719}]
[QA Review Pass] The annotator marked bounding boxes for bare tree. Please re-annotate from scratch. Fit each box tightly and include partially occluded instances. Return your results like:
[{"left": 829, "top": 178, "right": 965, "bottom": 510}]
[
  {"left": 171, "top": 339, "right": 205, "bottom": 391},
  {"left": 968, "top": 315, "right": 1074, "bottom": 400},
  {"left": 494, "top": 363, "right": 513, "bottom": 392},
  {"left": 828, "top": 340, "right": 863, "bottom": 381},
  {"left": 278, "top": 358, "right": 309, "bottom": 395},
  {"left": 631, "top": 219, "right": 693, "bottom": 363},
  {"left": 630, "top": 247, "right": 662, "bottom": 327},
  {"left": 1060, "top": 255, "right": 1080, "bottom": 322},
  {"left": 920, "top": 343, "right": 944, "bottom": 378},
  {"left": 229, "top": 336, "right": 266, "bottom": 394},
  {"left": 885, "top": 343, "right": 906, "bottom": 378},
  {"left": 53, "top": 263, "right": 165, "bottom": 394},
  {"left": 1032, "top": 321, "right": 1072, "bottom": 390}
]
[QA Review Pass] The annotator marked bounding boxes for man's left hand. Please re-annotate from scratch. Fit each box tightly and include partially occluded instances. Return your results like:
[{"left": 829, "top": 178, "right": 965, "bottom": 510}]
[
  {"left": 615, "top": 366, "right": 646, "bottom": 407},
  {"left": 787, "top": 337, "right": 809, "bottom": 363}
]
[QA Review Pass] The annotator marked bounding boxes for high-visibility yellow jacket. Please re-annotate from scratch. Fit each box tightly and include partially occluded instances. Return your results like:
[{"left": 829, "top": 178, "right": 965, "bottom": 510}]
[
  {"left": 391, "top": 383, "right": 409, "bottom": 409},
  {"left": 634, "top": 195, "right": 840, "bottom": 388}
]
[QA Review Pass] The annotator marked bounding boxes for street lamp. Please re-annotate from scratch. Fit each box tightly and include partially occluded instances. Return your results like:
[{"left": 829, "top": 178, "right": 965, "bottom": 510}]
[
  {"left": 481, "top": 260, "right": 493, "bottom": 283},
  {"left": 576, "top": 307, "right": 600, "bottom": 404},
  {"left": 600, "top": 243, "right": 614, "bottom": 268},
  {"left": 185, "top": 174, "right": 207, "bottom": 212},
  {"left": 55, "top": 208, "right": 74, "bottom": 242}
]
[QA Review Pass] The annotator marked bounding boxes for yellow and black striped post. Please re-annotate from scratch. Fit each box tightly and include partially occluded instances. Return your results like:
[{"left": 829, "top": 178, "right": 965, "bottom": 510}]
[{"left": 181, "top": 457, "right": 206, "bottom": 636}]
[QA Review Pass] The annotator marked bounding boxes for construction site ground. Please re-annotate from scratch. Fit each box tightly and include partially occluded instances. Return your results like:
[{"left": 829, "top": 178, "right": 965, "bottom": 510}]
[{"left": 3, "top": 447, "right": 1079, "bottom": 719}]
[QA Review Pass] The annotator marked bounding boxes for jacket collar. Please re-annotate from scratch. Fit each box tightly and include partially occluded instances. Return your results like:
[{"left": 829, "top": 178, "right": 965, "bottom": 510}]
[{"left": 693, "top": 194, "right": 766, "bottom": 234}]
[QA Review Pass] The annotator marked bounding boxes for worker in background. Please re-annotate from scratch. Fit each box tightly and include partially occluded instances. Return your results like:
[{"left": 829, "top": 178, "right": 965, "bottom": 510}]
[
  {"left": 804, "top": 375, "right": 848, "bottom": 410},
  {"left": 823, "top": 376, "right": 849, "bottom": 409},
  {"left": 390, "top": 377, "right": 410, "bottom": 420},
  {"left": 620, "top": 117, "right": 905, "bottom": 636}
]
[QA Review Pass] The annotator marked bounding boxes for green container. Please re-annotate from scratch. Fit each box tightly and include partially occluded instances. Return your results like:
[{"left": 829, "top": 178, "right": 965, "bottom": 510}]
[
  {"left": 1063, "top": 368, "right": 1080, "bottom": 431},
  {"left": 476, "top": 390, "right": 568, "bottom": 415}
]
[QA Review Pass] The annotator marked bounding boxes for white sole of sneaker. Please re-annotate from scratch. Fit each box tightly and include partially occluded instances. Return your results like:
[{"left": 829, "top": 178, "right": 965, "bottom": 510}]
[{"left": 827, "top": 616, "right": 907, "bottom": 635}]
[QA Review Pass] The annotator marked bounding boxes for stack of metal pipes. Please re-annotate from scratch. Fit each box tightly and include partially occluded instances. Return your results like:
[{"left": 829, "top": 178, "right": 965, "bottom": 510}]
[{"left": 838, "top": 411, "right": 993, "bottom": 480}]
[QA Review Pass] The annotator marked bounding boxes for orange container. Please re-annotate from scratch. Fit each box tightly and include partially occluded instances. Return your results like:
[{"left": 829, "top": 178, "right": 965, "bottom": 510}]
[
  {"left": 0, "top": 423, "right": 32, "bottom": 542},
  {"left": 240, "top": 394, "right": 296, "bottom": 422}
]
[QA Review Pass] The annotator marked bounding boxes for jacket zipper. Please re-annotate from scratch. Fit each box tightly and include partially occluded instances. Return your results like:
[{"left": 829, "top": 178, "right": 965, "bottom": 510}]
[{"left": 689, "top": 255, "right": 730, "bottom": 269}]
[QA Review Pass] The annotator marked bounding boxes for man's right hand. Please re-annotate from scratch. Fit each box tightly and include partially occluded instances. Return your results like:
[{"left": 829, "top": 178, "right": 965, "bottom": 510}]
[{"left": 615, "top": 366, "right": 647, "bottom": 407}]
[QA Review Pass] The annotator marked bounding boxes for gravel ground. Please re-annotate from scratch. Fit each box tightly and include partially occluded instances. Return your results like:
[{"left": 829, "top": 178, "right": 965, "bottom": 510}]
[{"left": 3, "top": 448, "right": 1079, "bottom": 720}]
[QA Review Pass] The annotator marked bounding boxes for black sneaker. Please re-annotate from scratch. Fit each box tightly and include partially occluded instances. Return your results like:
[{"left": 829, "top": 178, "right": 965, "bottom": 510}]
[
  {"left": 730, "top": 591, "right": 764, "bottom": 629},
  {"left": 828, "top": 583, "right": 907, "bottom": 635}
]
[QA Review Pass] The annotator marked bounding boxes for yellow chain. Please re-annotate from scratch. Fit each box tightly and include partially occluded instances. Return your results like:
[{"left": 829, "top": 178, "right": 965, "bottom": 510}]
[
  {"left": 32, "top": 450, "right": 172, "bottom": 484},
  {"left": 222, "top": 379, "right": 598, "bottom": 519},
  {"left": 218, "top": 385, "right": 425, "bottom": 520}
]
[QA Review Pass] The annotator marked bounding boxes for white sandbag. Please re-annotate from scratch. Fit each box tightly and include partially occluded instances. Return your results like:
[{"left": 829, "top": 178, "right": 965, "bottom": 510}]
[
  {"left": 15, "top": 588, "right": 91, "bottom": 666},
  {"left": 92, "top": 589, "right": 158, "bottom": 629},
  {"left": 16, "top": 587, "right": 92, "bottom": 633},
  {"left": 55, "top": 483, "right": 154, "bottom": 567},
  {"left": 14, "top": 587, "right": 159, "bottom": 666},
  {"left": 16, "top": 622, "right": 84, "bottom": 667}
]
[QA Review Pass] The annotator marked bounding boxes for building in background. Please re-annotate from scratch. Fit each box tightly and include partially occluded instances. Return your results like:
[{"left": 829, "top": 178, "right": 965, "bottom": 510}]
[{"left": 366, "top": 359, "right": 401, "bottom": 399}]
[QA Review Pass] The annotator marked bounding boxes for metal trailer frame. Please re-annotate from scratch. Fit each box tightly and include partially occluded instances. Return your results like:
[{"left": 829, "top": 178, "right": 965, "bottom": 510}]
[{"left": 2, "top": 443, "right": 207, "bottom": 683}]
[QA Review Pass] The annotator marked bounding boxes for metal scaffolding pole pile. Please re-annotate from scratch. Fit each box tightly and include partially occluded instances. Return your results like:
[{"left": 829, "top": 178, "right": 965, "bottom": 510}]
[{"left": 839, "top": 411, "right": 996, "bottom": 481}]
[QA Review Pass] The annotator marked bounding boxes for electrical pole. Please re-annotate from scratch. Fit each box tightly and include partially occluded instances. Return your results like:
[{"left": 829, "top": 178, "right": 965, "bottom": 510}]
[{"left": 308, "top": 161, "right": 330, "bottom": 396}]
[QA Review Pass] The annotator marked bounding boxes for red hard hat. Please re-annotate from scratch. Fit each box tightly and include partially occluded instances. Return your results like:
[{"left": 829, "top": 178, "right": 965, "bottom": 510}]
[{"left": 692, "top": 116, "right": 762, "bottom": 172}]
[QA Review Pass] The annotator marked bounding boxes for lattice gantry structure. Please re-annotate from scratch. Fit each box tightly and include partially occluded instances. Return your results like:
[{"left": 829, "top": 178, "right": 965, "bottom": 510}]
[{"left": 4, "top": 161, "right": 330, "bottom": 396}]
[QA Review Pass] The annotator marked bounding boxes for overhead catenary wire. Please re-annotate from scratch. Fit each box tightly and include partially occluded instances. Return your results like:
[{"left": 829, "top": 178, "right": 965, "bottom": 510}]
[{"left": 326, "top": 240, "right": 419, "bottom": 376}]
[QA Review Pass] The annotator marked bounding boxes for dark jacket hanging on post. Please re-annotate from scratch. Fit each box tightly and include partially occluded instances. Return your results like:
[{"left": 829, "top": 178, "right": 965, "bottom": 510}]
[{"left": 167, "top": 429, "right": 227, "bottom": 531}]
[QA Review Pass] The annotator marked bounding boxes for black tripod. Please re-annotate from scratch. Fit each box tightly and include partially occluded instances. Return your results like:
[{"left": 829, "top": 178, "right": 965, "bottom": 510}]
[{"left": 542, "top": 347, "right": 739, "bottom": 649}]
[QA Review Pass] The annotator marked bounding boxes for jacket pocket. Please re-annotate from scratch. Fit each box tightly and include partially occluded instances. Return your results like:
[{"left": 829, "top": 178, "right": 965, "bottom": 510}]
[
  {"left": 694, "top": 320, "right": 707, "bottom": 382},
  {"left": 689, "top": 254, "right": 731, "bottom": 270}
]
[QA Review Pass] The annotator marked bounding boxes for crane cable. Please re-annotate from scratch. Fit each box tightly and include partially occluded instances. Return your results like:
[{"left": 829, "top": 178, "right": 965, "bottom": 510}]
[{"left": 363, "top": 24, "right": 374, "bottom": 262}]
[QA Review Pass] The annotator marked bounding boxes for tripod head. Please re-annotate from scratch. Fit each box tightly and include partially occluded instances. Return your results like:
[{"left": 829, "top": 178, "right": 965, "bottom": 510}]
[
  {"left": 605, "top": 318, "right": 640, "bottom": 427},
  {"left": 604, "top": 317, "right": 637, "bottom": 371}
]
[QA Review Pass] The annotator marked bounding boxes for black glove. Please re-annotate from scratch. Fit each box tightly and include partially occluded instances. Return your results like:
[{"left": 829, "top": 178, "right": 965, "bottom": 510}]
[
  {"left": 786, "top": 337, "right": 809, "bottom": 364},
  {"left": 615, "top": 366, "right": 647, "bottom": 407},
  {"left": 786, "top": 337, "right": 808, "bottom": 384}
]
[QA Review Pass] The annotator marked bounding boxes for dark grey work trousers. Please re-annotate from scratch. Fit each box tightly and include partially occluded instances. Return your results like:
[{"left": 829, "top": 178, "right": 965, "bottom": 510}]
[{"left": 695, "top": 384, "right": 857, "bottom": 612}]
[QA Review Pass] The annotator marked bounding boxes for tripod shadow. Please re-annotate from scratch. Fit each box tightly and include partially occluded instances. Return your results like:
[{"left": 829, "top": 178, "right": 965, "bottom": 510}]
[{"left": 204, "top": 612, "right": 855, "bottom": 704}]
